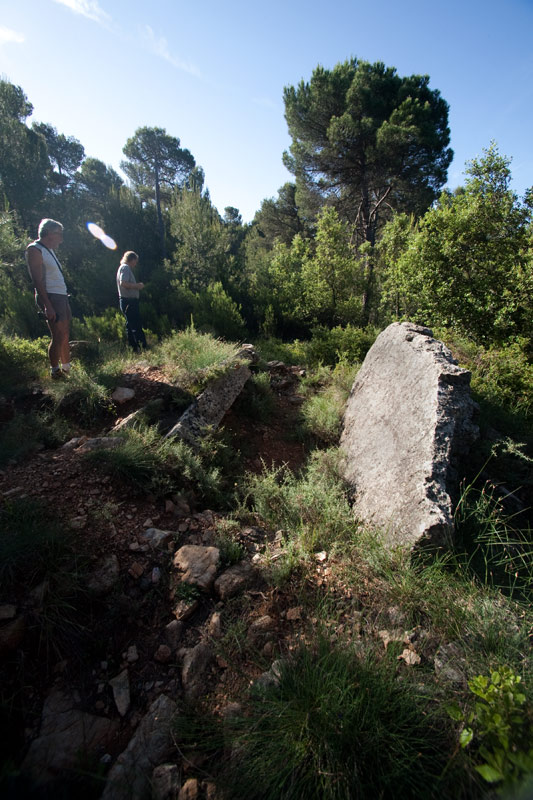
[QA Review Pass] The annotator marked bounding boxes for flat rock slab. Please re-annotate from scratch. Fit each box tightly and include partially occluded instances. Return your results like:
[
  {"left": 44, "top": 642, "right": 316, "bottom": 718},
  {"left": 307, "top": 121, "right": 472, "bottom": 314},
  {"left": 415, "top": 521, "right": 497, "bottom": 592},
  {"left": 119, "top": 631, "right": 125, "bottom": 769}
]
[
  {"left": 22, "top": 690, "right": 118, "bottom": 783},
  {"left": 102, "top": 694, "right": 177, "bottom": 800},
  {"left": 340, "top": 322, "right": 478, "bottom": 550},
  {"left": 166, "top": 347, "right": 257, "bottom": 445}
]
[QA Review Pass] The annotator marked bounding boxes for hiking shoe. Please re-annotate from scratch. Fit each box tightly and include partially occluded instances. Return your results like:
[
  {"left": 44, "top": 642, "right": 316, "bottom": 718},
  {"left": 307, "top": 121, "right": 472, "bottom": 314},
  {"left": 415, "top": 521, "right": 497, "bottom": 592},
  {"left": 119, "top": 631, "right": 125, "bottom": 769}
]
[{"left": 51, "top": 369, "right": 68, "bottom": 379}]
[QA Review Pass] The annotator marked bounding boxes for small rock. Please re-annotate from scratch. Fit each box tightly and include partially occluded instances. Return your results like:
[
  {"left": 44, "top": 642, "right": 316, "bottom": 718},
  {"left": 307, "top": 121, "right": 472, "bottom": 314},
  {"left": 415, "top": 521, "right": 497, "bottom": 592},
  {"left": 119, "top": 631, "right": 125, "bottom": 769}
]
[
  {"left": 126, "top": 645, "right": 138, "bottom": 663},
  {"left": 152, "top": 763, "right": 181, "bottom": 800},
  {"left": 109, "top": 669, "right": 130, "bottom": 716},
  {"left": 128, "top": 562, "right": 144, "bottom": 579},
  {"left": 181, "top": 643, "right": 214, "bottom": 700},
  {"left": 173, "top": 545, "right": 220, "bottom": 591},
  {"left": 286, "top": 606, "right": 302, "bottom": 621},
  {"left": 87, "top": 554, "right": 120, "bottom": 596},
  {"left": 112, "top": 387, "right": 135, "bottom": 404},
  {"left": 179, "top": 778, "right": 199, "bottom": 800},
  {"left": 141, "top": 527, "right": 174, "bottom": 549},
  {"left": 165, "top": 500, "right": 176, "bottom": 513},
  {"left": 154, "top": 645, "right": 172, "bottom": 663},
  {"left": 207, "top": 612, "right": 222, "bottom": 638},
  {"left": 164, "top": 620, "right": 184, "bottom": 651},
  {"left": 173, "top": 599, "right": 199, "bottom": 622},
  {"left": 214, "top": 562, "right": 255, "bottom": 600},
  {"left": 69, "top": 515, "right": 88, "bottom": 530},
  {"left": 315, "top": 551, "right": 327, "bottom": 562},
  {"left": 143, "top": 518, "right": 153, "bottom": 528},
  {"left": 0, "top": 604, "right": 17, "bottom": 621}
]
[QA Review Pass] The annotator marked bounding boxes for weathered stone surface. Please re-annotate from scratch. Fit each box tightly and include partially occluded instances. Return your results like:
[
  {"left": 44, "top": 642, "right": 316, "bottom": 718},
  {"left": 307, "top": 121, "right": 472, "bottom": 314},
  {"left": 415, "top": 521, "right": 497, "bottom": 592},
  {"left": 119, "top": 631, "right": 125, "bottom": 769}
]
[
  {"left": 102, "top": 694, "right": 177, "bottom": 800},
  {"left": 77, "top": 436, "right": 123, "bottom": 453},
  {"left": 173, "top": 545, "right": 220, "bottom": 591},
  {"left": 141, "top": 527, "right": 174, "bottom": 549},
  {"left": 112, "top": 387, "right": 135, "bottom": 404},
  {"left": 109, "top": 669, "right": 130, "bottom": 716},
  {"left": 181, "top": 642, "right": 214, "bottom": 700},
  {"left": 340, "top": 323, "right": 478, "bottom": 549},
  {"left": 165, "top": 348, "right": 257, "bottom": 444},
  {"left": 86, "top": 554, "right": 120, "bottom": 595},
  {"left": 214, "top": 561, "right": 256, "bottom": 600},
  {"left": 22, "top": 690, "right": 118, "bottom": 783},
  {"left": 152, "top": 764, "right": 181, "bottom": 800}
]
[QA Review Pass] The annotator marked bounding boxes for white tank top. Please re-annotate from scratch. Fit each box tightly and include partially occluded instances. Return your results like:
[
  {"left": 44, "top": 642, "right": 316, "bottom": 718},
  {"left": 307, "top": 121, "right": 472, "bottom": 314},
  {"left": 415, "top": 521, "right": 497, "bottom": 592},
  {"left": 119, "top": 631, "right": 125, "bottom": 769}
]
[{"left": 26, "top": 241, "right": 67, "bottom": 295}]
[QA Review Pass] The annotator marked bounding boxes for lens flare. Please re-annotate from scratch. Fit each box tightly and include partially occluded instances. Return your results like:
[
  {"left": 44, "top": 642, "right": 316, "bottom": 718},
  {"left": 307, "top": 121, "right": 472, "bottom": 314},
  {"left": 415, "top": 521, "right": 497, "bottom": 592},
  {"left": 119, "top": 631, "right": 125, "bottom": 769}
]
[{"left": 86, "top": 221, "right": 117, "bottom": 250}]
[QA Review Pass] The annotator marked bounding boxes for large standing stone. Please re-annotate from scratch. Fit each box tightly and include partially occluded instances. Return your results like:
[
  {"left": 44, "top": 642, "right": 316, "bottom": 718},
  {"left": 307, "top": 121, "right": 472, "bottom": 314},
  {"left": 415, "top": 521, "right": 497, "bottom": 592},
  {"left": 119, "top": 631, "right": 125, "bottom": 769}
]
[{"left": 340, "top": 323, "right": 478, "bottom": 549}]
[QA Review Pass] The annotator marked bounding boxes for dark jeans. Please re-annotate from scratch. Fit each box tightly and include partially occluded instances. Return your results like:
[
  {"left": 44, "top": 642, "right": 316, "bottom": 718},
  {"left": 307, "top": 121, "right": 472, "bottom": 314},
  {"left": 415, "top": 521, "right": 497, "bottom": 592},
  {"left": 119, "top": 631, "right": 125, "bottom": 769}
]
[{"left": 119, "top": 298, "right": 147, "bottom": 352}]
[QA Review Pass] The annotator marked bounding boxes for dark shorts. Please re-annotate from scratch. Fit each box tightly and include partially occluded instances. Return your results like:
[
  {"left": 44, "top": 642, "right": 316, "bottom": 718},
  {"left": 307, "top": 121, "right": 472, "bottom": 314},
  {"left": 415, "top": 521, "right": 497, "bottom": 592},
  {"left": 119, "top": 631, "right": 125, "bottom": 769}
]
[{"left": 36, "top": 292, "right": 72, "bottom": 323}]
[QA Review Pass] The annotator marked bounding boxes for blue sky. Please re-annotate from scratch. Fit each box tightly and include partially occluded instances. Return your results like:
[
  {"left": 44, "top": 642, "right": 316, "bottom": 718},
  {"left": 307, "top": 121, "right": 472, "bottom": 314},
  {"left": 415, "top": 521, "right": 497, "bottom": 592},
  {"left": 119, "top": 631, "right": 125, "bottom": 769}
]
[{"left": 1, "top": 0, "right": 531, "bottom": 222}]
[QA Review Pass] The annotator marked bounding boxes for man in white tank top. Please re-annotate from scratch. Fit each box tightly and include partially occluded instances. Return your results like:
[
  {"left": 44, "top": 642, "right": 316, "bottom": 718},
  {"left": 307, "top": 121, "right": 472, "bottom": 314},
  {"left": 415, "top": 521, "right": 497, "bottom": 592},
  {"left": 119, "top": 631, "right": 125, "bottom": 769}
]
[{"left": 25, "top": 218, "right": 72, "bottom": 378}]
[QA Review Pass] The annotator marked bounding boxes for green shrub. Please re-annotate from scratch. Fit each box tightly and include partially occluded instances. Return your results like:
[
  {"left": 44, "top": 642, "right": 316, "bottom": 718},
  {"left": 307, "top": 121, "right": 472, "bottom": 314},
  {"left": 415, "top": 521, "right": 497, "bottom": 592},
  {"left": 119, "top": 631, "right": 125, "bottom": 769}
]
[
  {"left": 0, "top": 334, "right": 48, "bottom": 393},
  {"left": 447, "top": 667, "right": 533, "bottom": 791},
  {"left": 193, "top": 282, "right": 247, "bottom": 341},
  {"left": 306, "top": 324, "right": 378, "bottom": 366}
]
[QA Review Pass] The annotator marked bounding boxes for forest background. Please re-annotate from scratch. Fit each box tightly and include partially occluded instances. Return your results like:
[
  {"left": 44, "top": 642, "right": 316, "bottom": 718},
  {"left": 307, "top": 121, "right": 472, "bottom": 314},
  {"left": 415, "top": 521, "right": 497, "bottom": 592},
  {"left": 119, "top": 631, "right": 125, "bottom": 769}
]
[{"left": 1, "top": 52, "right": 532, "bottom": 364}]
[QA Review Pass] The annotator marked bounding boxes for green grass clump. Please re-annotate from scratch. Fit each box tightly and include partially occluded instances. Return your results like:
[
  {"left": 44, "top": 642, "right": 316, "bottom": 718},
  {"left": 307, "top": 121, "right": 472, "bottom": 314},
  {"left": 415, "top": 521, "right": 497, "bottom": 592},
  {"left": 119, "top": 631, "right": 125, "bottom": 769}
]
[
  {"left": 183, "top": 637, "right": 469, "bottom": 800},
  {"left": 455, "top": 478, "right": 533, "bottom": 602},
  {"left": 0, "top": 409, "right": 70, "bottom": 466},
  {"left": 300, "top": 362, "right": 357, "bottom": 445},
  {"left": 152, "top": 325, "right": 239, "bottom": 388},
  {"left": 84, "top": 424, "right": 229, "bottom": 505},
  {"left": 242, "top": 449, "right": 354, "bottom": 555}
]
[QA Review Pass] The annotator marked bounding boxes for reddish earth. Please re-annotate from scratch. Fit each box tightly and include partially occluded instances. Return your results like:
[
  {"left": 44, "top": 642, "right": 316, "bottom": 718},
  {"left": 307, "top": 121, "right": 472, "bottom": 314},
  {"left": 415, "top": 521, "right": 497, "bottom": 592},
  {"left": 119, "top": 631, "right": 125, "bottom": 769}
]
[{"left": 0, "top": 361, "right": 326, "bottom": 794}]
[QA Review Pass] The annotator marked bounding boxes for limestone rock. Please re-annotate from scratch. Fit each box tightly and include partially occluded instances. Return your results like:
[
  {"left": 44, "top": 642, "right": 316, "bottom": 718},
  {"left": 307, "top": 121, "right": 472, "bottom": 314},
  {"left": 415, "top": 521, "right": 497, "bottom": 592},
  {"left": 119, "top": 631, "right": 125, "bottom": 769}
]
[
  {"left": 141, "top": 527, "right": 174, "bottom": 549},
  {"left": 109, "top": 669, "right": 130, "bottom": 716},
  {"left": 87, "top": 554, "right": 120, "bottom": 595},
  {"left": 22, "top": 689, "right": 118, "bottom": 784},
  {"left": 112, "top": 387, "right": 135, "bottom": 404},
  {"left": 166, "top": 349, "right": 256, "bottom": 444},
  {"left": 102, "top": 694, "right": 177, "bottom": 800},
  {"left": 214, "top": 561, "right": 256, "bottom": 600},
  {"left": 181, "top": 642, "right": 214, "bottom": 700},
  {"left": 173, "top": 545, "right": 220, "bottom": 591},
  {"left": 340, "top": 322, "right": 478, "bottom": 549},
  {"left": 152, "top": 764, "right": 181, "bottom": 800}
]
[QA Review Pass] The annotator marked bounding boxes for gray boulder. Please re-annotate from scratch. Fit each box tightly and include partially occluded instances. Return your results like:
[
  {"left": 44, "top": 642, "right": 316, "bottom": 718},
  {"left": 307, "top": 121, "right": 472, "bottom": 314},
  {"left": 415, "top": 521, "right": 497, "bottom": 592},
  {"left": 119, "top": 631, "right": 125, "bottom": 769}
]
[{"left": 340, "top": 322, "right": 478, "bottom": 550}]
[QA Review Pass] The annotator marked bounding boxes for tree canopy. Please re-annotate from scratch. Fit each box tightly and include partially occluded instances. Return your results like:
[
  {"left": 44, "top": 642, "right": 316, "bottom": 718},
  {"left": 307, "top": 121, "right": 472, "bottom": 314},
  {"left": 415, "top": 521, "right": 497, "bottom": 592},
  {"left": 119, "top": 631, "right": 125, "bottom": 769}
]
[
  {"left": 283, "top": 59, "right": 453, "bottom": 244},
  {"left": 122, "top": 126, "right": 196, "bottom": 254}
]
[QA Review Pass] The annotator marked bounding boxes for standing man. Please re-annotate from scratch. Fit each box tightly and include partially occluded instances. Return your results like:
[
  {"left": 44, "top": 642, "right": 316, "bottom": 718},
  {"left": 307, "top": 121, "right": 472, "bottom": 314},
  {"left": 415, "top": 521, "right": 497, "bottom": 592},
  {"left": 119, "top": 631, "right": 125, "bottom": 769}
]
[
  {"left": 116, "top": 250, "right": 147, "bottom": 352},
  {"left": 26, "top": 218, "right": 72, "bottom": 379}
]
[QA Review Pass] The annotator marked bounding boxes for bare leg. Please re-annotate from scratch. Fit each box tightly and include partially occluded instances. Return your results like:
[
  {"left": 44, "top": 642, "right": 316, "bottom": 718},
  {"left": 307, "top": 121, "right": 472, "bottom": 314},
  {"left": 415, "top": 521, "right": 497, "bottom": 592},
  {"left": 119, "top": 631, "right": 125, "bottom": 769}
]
[{"left": 47, "top": 319, "right": 70, "bottom": 369}]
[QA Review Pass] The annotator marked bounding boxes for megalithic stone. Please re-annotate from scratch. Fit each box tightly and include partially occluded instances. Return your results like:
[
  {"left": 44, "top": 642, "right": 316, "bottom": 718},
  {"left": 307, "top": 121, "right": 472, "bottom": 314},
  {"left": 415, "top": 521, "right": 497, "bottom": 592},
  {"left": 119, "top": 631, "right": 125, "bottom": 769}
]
[{"left": 340, "top": 323, "right": 478, "bottom": 550}]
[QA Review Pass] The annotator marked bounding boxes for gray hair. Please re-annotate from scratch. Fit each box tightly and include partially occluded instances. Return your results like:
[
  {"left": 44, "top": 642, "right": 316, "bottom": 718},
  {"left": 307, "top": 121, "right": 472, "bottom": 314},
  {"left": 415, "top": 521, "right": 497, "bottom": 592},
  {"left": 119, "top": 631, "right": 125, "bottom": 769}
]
[{"left": 38, "top": 218, "right": 63, "bottom": 238}]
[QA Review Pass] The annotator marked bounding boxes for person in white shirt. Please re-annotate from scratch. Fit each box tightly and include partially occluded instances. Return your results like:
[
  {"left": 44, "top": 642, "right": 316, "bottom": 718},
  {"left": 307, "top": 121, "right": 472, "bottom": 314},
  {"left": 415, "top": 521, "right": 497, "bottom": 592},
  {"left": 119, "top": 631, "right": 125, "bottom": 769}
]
[
  {"left": 25, "top": 218, "right": 72, "bottom": 379},
  {"left": 116, "top": 250, "right": 147, "bottom": 352}
]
